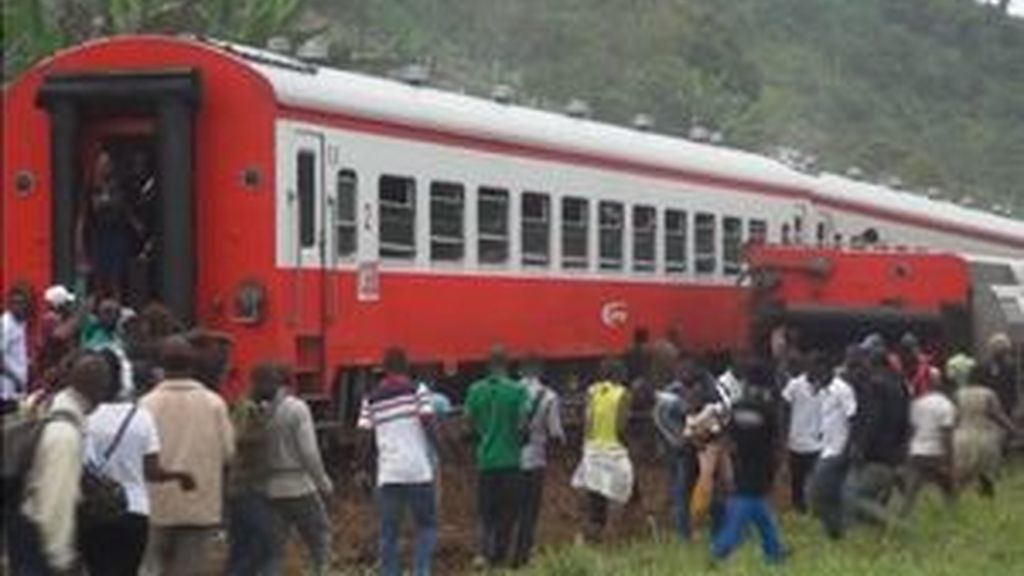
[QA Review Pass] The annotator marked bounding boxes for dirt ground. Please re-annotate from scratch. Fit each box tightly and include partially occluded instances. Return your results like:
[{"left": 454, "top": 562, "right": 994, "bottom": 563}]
[{"left": 321, "top": 434, "right": 678, "bottom": 575}]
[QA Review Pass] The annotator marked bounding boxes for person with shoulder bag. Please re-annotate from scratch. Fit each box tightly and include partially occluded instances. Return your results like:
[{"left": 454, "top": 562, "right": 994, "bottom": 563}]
[
  {"left": 4, "top": 354, "right": 113, "bottom": 576},
  {"left": 80, "top": 349, "right": 194, "bottom": 576}
]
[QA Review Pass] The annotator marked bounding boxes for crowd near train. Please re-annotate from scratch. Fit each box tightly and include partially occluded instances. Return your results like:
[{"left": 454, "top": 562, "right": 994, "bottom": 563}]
[{"left": 2, "top": 35, "right": 1024, "bottom": 575}]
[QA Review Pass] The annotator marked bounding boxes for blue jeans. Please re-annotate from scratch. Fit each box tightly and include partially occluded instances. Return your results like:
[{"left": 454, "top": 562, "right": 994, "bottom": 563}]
[
  {"left": 711, "top": 495, "right": 784, "bottom": 562},
  {"left": 227, "top": 491, "right": 277, "bottom": 576},
  {"left": 667, "top": 448, "right": 698, "bottom": 540},
  {"left": 379, "top": 483, "right": 438, "bottom": 576},
  {"left": 6, "top": 512, "right": 53, "bottom": 576}
]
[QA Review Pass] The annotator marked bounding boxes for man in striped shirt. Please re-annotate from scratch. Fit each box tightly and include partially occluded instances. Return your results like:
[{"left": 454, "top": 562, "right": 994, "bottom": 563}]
[{"left": 358, "top": 348, "right": 437, "bottom": 576}]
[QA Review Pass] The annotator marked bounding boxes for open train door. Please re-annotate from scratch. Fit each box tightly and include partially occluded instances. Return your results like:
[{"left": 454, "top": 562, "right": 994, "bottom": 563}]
[{"left": 37, "top": 70, "right": 200, "bottom": 323}]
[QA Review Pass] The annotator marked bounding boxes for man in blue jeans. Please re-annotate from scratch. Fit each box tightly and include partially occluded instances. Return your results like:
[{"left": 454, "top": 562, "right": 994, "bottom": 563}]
[
  {"left": 711, "top": 362, "right": 785, "bottom": 564},
  {"left": 358, "top": 348, "right": 438, "bottom": 576}
]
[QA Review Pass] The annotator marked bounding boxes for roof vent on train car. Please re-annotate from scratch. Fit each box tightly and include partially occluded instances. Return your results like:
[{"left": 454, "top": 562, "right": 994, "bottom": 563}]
[
  {"left": 565, "top": 98, "right": 591, "bottom": 119},
  {"left": 845, "top": 166, "right": 864, "bottom": 179},
  {"left": 266, "top": 36, "right": 293, "bottom": 55},
  {"left": 296, "top": 36, "right": 330, "bottom": 64},
  {"left": 394, "top": 64, "right": 430, "bottom": 86},
  {"left": 631, "top": 113, "right": 654, "bottom": 131},
  {"left": 491, "top": 84, "right": 515, "bottom": 104}
]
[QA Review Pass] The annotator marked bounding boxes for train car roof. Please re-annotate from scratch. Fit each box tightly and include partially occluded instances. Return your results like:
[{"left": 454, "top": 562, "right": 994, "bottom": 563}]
[
  {"left": 205, "top": 39, "right": 816, "bottom": 195},
  {"left": 816, "top": 173, "right": 1024, "bottom": 244}
]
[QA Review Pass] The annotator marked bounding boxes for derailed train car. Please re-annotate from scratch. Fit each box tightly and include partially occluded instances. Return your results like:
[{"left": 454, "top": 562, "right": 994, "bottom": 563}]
[{"left": 4, "top": 36, "right": 1023, "bottom": 424}]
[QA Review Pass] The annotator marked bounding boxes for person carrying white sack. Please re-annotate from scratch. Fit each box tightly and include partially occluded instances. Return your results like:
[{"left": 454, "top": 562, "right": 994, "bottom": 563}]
[{"left": 572, "top": 357, "right": 634, "bottom": 543}]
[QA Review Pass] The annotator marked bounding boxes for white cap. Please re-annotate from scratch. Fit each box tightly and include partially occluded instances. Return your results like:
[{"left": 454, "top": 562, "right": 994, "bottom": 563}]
[{"left": 43, "top": 285, "right": 76, "bottom": 307}]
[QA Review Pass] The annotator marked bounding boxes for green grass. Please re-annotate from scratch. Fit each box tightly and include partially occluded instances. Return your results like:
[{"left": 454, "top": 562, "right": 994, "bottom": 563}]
[{"left": 526, "top": 470, "right": 1024, "bottom": 576}]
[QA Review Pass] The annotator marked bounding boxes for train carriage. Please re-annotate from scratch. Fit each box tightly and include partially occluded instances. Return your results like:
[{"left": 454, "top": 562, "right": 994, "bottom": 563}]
[{"left": 4, "top": 35, "right": 1024, "bottom": 417}]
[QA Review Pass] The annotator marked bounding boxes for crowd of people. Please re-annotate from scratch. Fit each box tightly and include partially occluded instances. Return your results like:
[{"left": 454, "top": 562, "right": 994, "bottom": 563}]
[{"left": 1, "top": 282, "right": 1021, "bottom": 575}]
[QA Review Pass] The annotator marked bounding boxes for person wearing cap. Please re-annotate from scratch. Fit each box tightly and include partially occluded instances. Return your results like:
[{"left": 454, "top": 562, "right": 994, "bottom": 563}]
[{"left": 36, "top": 285, "right": 82, "bottom": 386}]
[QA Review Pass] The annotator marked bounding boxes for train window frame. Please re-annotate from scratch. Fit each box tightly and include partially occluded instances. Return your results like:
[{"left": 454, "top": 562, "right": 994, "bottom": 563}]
[
  {"left": 748, "top": 219, "right": 768, "bottom": 245},
  {"left": 633, "top": 205, "right": 657, "bottom": 273},
  {"left": 378, "top": 174, "right": 417, "bottom": 260},
  {"left": 478, "top": 186, "right": 510, "bottom": 265},
  {"left": 521, "top": 192, "right": 550, "bottom": 267},
  {"left": 430, "top": 181, "right": 465, "bottom": 262},
  {"left": 665, "top": 208, "right": 688, "bottom": 274},
  {"left": 561, "top": 196, "right": 590, "bottom": 270},
  {"left": 723, "top": 216, "right": 743, "bottom": 275},
  {"left": 335, "top": 169, "right": 358, "bottom": 258},
  {"left": 296, "top": 150, "right": 317, "bottom": 249},
  {"left": 695, "top": 212, "right": 717, "bottom": 275},
  {"left": 599, "top": 201, "right": 624, "bottom": 271}
]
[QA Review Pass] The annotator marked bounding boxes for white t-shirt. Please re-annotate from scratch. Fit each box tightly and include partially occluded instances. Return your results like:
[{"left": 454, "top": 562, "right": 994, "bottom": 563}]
[
  {"left": 1, "top": 311, "right": 28, "bottom": 401},
  {"left": 819, "top": 376, "right": 857, "bottom": 458},
  {"left": 358, "top": 378, "right": 435, "bottom": 486},
  {"left": 782, "top": 375, "right": 824, "bottom": 454},
  {"left": 909, "top": 392, "right": 957, "bottom": 457},
  {"left": 86, "top": 402, "right": 161, "bottom": 515}
]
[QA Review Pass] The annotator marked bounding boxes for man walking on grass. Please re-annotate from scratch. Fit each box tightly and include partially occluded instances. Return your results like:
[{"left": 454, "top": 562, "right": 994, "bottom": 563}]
[{"left": 465, "top": 345, "right": 528, "bottom": 569}]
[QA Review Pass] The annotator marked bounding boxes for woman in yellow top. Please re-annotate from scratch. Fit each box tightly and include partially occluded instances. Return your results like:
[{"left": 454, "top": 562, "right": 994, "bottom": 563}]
[{"left": 571, "top": 357, "right": 633, "bottom": 542}]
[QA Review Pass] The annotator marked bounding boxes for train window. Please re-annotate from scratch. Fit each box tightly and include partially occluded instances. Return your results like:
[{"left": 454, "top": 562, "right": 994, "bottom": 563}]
[
  {"left": 336, "top": 170, "right": 358, "bottom": 258},
  {"left": 562, "top": 196, "right": 589, "bottom": 269},
  {"left": 430, "top": 181, "right": 465, "bottom": 262},
  {"left": 522, "top": 192, "right": 550, "bottom": 266},
  {"left": 695, "top": 212, "right": 716, "bottom": 275},
  {"left": 297, "top": 150, "right": 316, "bottom": 249},
  {"left": 748, "top": 219, "right": 767, "bottom": 245},
  {"left": 816, "top": 222, "right": 827, "bottom": 245},
  {"left": 723, "top": 216, "right": 743, "bottom": 275},
  {"left": 633, "top": 205, "right": 657, "bottom": 272},
  {"left": 478, "top": 187, "right": 510, "bottom": 265},
  {"left": 665, "top": 209, "right": 688, "bottom": 273},
  {"left": 599, "top": 201, "right": 624, "bottom": 271},
  {"left": 379, "top": 175, "right": 417, "bottom": 259}
]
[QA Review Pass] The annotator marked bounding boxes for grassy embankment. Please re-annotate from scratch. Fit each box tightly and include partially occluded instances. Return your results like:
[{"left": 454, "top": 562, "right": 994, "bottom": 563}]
[{"left": 527, "top": 468, "right": 1024, "bottom": 576}]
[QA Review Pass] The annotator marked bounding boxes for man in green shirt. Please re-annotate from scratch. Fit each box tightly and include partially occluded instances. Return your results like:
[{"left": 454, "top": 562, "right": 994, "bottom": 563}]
[{"left": 464, "top": 345, "right": 528, "bottom": 569}]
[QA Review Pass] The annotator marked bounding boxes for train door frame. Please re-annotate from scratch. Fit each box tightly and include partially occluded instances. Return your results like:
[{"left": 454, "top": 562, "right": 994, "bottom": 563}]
[
  {"left": 286, "top": 130, "right": 331, "bottom": 334},
  {"left": 36, "top": 70, "right": 200, "bottom": 323}
]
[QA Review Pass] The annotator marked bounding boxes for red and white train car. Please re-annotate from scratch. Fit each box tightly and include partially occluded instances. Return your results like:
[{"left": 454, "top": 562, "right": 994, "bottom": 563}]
[{"left": 3, "top": 36, "right": 1023, "bottom": 409}]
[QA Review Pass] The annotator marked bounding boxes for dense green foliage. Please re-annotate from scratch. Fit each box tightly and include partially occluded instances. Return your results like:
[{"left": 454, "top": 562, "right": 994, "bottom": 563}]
[
  {"left": 526, "top": 468, "right": 1024, "bottom": 575},
  {"left": 4, "top": 0, "right": 1022, "bottom": 215}
]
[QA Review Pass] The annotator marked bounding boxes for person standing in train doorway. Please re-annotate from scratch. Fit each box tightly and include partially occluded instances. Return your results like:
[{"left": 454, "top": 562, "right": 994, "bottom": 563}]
[
  {"left": 76, "top": 151, "right": 143, "bottom": 301},
  {"left": 465, "top": 345, "right": 529, "bottom": 569}
]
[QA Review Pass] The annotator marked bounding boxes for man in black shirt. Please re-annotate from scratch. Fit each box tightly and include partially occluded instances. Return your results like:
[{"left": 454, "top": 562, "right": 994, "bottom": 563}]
[
  {"left": 710, "top": 361, "right": 785, "bottom": 564},
  {"left": 845, "top": 347, "right": 910, "bottom": 528}
]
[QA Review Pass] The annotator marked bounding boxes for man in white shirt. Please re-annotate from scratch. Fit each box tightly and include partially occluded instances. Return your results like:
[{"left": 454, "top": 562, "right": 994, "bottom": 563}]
[
  {"left": 81, "top": 392, "right": 194, "bottom": 575},
  {"left": 1, "top": 286, "right": 31, "bottom": 413},
  {"left": 901, "top": 368, "right": 957, "bottom": 516},
  {"left": 513, "top": 356, "right": 565, "bottom": 568},
  {"left": 781, "top": 353, "right": 829, "bottom": 513},
  {"left": 358, "top": 348, "right": 436, "bottom": 576},
  {"left": 808, "top": 351, "right": 860, "bottom": 540},
  {"left": 8, "top": 354, "right": 112, "bottom": 575}
]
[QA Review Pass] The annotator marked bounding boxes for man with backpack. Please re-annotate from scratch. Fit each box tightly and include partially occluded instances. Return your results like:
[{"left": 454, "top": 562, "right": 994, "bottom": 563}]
[
  {"left": 5, "top": 353, "right": 114, "bottom": 575},
  {"left": 512, "top": 356, "right": 564, "bottom": 568}
]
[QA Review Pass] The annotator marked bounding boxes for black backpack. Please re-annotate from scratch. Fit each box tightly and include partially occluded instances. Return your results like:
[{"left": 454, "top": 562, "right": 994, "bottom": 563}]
[{"left": 1, "top": 410, "right": 77, "bottom": 516}]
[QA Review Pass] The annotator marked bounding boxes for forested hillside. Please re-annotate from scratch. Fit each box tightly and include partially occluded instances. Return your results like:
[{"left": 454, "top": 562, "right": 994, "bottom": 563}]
[{"left": 5, "top": 0, "right": 1023, "bottom": 215}]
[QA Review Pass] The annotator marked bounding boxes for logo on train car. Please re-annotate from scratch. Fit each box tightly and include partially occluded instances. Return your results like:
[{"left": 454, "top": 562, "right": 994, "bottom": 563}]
[{"left": 601, "top": 301, "right": 629, "bottom": 328}]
